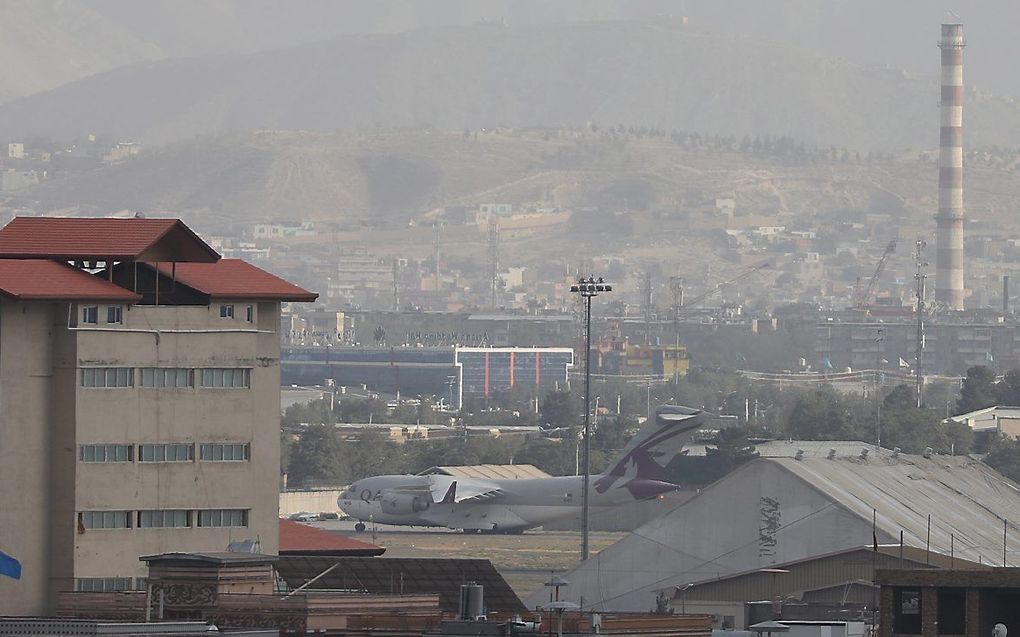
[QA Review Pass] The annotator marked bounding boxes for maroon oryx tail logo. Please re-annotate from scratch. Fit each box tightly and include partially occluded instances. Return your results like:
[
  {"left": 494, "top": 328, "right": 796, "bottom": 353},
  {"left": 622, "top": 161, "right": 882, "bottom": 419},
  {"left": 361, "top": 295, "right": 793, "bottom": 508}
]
[{"left": 594, "top": 406, "right": 702, "bottom": 495}]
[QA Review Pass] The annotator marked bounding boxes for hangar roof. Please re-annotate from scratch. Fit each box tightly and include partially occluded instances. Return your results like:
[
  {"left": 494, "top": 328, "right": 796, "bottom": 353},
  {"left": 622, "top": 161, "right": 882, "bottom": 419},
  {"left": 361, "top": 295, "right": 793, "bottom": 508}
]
[
  {"left": 529, "top": 451, "right": 1020, "bottom": 612},
  {"left": 419, "top": 464, "right": 551, "bottom": 479}
]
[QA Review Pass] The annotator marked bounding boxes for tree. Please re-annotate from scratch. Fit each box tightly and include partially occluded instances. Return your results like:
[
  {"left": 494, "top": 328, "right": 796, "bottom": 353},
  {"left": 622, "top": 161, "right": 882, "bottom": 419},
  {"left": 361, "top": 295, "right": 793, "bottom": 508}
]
[
  {"left": 883, "top": 384, "right": 916, "bottom": 411},
  {"left": 985, "top": 436, "right": 1020, "bottom": 484},
  {"left": 347, "top": 429, "right": 403, "bottom": 480},
  {"left": 703, "top": 427, "right": 759, "bottom": 482},
  {"left": 957, "top": 366, "right": 998, "bottom": 414},
  {"left": 995, "top": 369, "right": 1020, "bottom": 405},
  {"left": 787, "top": 388, "right": 858, "bottom": 440},
  {"left": 540, "top": 390, "right": 577, "bottom": 427},
  {"left": 287, "top": 424, "right": 349, "bottom": 487}
]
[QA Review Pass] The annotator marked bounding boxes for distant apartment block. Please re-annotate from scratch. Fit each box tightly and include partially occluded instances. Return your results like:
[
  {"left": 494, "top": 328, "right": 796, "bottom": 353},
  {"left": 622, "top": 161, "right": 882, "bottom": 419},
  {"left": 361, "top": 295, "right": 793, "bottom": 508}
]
[
  {"left": 0, "top": 217, "right": 316, "bottom": 615},
  {"left": 7, "top": 142, "right": 25, "bottom": 159}
]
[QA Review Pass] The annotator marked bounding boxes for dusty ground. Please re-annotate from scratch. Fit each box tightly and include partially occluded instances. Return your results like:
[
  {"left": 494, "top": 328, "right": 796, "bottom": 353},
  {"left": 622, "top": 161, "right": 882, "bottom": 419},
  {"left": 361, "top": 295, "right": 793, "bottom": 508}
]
[{"left": 314, "top": 520, "right": 626, "bottom": 599}]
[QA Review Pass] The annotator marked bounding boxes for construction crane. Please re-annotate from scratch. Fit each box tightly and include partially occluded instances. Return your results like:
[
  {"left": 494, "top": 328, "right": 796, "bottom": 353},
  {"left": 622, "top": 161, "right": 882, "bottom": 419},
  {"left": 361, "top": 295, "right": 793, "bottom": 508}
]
[
  {"left": 681, "top": 260, "right": 771, "bottom": 310},
  {"left": 855, "top": 240, "right": 897, "bottom": 310}
]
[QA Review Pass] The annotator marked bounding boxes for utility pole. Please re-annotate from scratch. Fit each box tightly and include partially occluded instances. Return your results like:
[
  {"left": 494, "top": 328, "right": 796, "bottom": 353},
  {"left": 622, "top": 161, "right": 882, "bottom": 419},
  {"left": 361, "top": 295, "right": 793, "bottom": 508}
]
[
  {"left": 914, "top": 239, "right": 927, "bottom": 408},
  {"left": 488, "top": 221, "right": 500, "bottom": 309},
  {"left": 669, "top": 276, "right": 684, "bottom": 383},
  {"left": 570, "top": 276, "right": 612, "bottom": 561},
  {"left": 875, "top": 328, "right": 884, "bottom": 448},
  {"left": 391, "top": 257, "right": 400, "bottom": 311},
  {"left": 433, "top": 222, "right": 442, "bottom": 294},
  {"left": 642, "top": 271, "right": 653, "bottom": 345}
]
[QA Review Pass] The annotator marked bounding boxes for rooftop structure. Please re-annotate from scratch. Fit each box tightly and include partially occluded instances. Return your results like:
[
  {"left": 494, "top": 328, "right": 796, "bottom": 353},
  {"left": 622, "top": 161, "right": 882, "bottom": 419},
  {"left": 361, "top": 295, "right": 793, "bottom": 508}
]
[
  {"left": 420, "top": 464, "right": 551, "bottom": 480},
  {"left": 527, "top": 451, "right": 1020, "bottom": 619},
  {"left": 0, "top": 216, "right": 316, "bottom": 616},
  {"left": 277, "top": 519, "right": 385, "bottom": 556},
  {"left": 275, "top": 556, "right": 527, "bottom": 615}
]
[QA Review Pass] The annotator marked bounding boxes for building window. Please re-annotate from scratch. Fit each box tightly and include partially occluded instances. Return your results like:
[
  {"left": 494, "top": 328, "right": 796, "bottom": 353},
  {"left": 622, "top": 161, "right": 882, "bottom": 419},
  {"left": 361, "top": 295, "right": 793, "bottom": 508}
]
[
  {"left": 199, "top": 368, "right": 251, "bottom": 388},
  {"left": 197, "top": 509, "right": 248, "bottom": 528},
  {"left": 75, "top": 577, "right": 134, "bottom": 592},
  {"left": 140, "top": 368, "right": 194, "bottom": 388},
  {"left": 81, "top": 368, "right": 133, "bottom": 388},
  {"left": 82, "top": 306, "right": 99, "bottom": 324},
  {"left": 200, "top": 443, "right": 250, "bottom": 461},
  {"left": 220, "top": 304, "right": 234, "bottom": 318},
  {"left": 138, "top": 443, "right": 194, "bottom": 462},
  {"left": 106, "top": 306, "right": 123, "bottom": 324},
  {"left": 79, "top": 444, "right": 133, "bottom": 462},
  {"left": 246, "top": 305, "right": 254, "bottom": 323},
  {"left": 137, "top": 510, "right": 190, "bottom": 528},
  {"left": 80, "top": 511, "right": 131, "bottom": 529}
]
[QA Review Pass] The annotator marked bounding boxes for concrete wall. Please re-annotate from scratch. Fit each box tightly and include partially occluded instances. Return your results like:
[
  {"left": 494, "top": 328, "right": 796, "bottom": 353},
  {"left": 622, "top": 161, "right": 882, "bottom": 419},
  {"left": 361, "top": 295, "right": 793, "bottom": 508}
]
[
  {"left": 280, "top": 489, "right": 345, "bottom": 516},
  {"left": 0, "top": 302, "right": 57, "bottom": 615}
]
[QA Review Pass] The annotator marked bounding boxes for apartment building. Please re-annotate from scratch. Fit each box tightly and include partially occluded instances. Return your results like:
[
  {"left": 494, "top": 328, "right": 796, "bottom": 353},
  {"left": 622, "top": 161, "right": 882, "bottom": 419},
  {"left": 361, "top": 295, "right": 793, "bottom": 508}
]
[{"left": 0, "top": 217, "right": 316, "bottom": 615}]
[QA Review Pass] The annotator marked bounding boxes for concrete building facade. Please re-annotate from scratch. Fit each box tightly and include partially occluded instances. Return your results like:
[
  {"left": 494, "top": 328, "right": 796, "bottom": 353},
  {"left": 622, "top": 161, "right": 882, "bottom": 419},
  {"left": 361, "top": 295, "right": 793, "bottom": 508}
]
[{"left": 0, "top": 217, "right": 316, "bottom": 615}]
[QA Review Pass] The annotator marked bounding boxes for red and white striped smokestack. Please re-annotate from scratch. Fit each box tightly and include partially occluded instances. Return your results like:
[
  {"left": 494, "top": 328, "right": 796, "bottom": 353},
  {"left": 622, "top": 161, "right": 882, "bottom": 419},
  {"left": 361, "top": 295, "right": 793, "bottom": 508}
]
[{"left": 936, "top": 23, "right": 965, "bottom": 310}]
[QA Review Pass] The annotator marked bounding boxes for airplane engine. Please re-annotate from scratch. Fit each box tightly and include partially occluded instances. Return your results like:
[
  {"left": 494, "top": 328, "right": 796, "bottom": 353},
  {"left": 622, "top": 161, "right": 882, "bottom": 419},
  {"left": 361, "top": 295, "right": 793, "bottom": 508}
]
[{"left": 380, "top": 493, "right": 430, "bottom": 515}]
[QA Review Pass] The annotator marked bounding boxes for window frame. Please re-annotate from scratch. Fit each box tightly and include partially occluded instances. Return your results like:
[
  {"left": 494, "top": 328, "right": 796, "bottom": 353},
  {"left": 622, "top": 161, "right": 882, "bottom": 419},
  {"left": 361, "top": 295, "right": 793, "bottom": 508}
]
[
  {"left": 79, "top": 444, "right": 133, "bottom": 463},
  {"left": 245, "top": 304, "right": 254, "bottom": 323},
  {"left": 199, "top": 368, "right": 251, "bottom": 389},
  {"left": 137, "top": 510, "right": 191, "bottom": 529},
  {"left": 139, "top": 368, "right": 194, "bottom": 389},
  {"left": 220, "top": 304, "right": 235, "bottom": 319},
  {"left": 106, "top": 305, "right": 123, "bottom": 325},
  {"left": 80, "top": 510, "right": 131, "bottom": 530},
  {"left": 81, "top": 367, "right": 134, "bottom": 388},
  {"left": 200, "top": 442, "right": 250, "bottom": 462},
  {"left": 82, "top": 305, "right": 99, "bottom": 324},
  {"left": 138, "top": 443, "right": 194, "bottom": 463},
  {"left": 197, "top": 509, "right": 248, "bottom": 528}
]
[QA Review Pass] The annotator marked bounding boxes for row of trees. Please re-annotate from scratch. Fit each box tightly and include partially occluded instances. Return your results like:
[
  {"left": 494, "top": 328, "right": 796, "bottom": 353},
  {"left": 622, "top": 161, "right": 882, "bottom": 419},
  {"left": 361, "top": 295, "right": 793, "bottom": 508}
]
[{"left": 283, "top": 364, "right": 1020, "bottom": 489}]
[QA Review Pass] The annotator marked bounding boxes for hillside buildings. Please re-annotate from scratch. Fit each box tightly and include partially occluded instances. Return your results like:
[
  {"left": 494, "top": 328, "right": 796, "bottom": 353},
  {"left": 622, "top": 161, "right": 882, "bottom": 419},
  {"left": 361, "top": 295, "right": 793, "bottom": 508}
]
[{"left": 0, "top": 217, "right": 316, "bottom": 615}]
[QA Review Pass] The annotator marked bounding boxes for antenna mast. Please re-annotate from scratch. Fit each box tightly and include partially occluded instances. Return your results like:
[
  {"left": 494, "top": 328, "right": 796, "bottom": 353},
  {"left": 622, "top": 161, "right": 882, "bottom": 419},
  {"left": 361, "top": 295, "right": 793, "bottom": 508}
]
[{"left": 914, "top": 239, "right": 927, "bottom": 408}]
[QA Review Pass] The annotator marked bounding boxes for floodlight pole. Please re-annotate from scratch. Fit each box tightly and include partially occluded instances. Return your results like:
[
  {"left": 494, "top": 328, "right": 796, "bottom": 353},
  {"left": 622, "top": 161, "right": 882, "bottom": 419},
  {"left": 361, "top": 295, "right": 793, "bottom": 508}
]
[{"left": 571, "top": 276, "right": 611, "bottom": 561}]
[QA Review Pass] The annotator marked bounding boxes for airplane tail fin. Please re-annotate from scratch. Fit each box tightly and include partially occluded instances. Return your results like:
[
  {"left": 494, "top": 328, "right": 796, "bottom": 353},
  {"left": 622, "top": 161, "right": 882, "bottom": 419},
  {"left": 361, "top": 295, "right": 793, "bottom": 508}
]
[{"left": 594, "top": 405, "right": 705, "bottom": 494}]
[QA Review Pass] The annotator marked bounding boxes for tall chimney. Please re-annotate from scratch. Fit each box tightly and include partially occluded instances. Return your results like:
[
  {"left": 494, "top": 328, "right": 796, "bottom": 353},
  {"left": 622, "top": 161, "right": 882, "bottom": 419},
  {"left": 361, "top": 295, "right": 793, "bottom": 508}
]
[{"left": 936, "top": 23, "right": 966, "bottom": 310}]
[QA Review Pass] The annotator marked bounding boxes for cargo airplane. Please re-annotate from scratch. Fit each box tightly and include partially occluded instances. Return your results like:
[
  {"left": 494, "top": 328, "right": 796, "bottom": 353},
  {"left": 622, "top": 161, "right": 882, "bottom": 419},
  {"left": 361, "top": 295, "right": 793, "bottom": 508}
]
[{"left": 338, "top": 405, "right": 704, "bottom": 533}]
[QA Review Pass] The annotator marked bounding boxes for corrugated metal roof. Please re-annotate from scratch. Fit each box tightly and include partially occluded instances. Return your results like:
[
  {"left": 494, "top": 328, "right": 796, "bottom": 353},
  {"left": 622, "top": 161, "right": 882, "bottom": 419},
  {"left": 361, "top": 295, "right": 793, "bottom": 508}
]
[
  {"left": 157, "top": 260, "right": 317, "bottom": 301},
  {"left": 949, "top": 406, "right": 1020, "bottom": 430},
  {"left": 423, "top": 464, "right": 551, "bottom": 479},
  {"left": 683, "top": 440, "right": 888, "bottom": 458},
  {"left": 0, "top": 217, "right": 219, "bottom": 262},
  {"left": 278, "top": 519, "right": 385, "bottom": 555},
  {"left": 776, "top": 453, "right": 1020, "bottom": 566},
  {"left": 531, "top": 451, "right": 1020, "bottom": 611},
  {"left": 0, "top": 259, "right": 141, "bottom": 302}
]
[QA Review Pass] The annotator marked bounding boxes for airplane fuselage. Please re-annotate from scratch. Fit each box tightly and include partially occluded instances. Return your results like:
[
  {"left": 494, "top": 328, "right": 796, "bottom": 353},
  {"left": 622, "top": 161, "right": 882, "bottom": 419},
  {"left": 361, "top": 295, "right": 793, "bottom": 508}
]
[{"left": 338, "top": 474, "right": 676, "bottom": 532}]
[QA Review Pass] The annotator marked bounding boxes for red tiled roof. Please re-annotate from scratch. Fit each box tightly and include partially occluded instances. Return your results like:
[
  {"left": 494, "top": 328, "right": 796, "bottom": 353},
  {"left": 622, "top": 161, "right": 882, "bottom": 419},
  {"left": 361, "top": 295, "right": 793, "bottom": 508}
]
[
  {"left": 0, "top": 259, "right": 141, "bottom": 302},
  {"left": 0, "top": 217, "right": 220, "bottom": 262},
  {"left": 158, "top": 260, "right": 317, "bottom": 302},
  {"left": 278, "top": 519, "right": 385, "bottom": 555}
]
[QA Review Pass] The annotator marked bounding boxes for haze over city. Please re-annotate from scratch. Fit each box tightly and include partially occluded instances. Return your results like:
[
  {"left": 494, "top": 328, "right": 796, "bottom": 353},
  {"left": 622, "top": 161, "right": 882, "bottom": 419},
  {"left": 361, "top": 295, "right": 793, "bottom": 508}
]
[{"left": 3, "top": 2, "right": 1020, "bottom": 635}]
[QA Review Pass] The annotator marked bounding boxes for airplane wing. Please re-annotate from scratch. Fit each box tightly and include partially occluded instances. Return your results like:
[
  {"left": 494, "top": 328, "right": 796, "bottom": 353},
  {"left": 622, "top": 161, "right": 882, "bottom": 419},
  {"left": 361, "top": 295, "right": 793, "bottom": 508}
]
[{"left": 427, "top": 475, "right": 504, "bottom": 504}]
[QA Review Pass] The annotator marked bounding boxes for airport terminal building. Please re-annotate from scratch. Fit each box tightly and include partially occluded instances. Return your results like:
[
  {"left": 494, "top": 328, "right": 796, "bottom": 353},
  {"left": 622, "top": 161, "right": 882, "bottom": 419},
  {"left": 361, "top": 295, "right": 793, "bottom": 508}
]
[
  {"left": 0, "top": 217, "right": 316, "bottom": 614},
  {"left": 282, "top": 345, "right": 573, "bottom": 408}
]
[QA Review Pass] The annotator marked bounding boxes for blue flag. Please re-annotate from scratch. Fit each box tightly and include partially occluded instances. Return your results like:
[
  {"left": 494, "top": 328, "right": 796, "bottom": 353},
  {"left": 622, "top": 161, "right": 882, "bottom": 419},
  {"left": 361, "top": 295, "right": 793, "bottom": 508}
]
[{"left": 0, "top": 551, "right": 22, "bottom": 580}]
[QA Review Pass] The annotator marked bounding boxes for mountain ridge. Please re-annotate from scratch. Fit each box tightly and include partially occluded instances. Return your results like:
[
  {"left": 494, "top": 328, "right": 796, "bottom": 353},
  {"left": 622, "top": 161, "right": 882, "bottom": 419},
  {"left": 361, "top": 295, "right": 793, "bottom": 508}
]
[{"left": 5, "top": 20, "right": 1020, "bottom": 150}]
